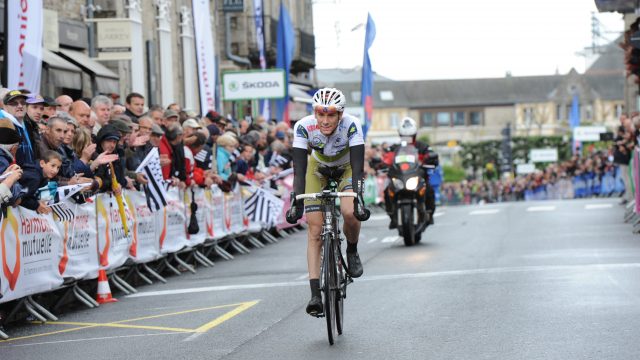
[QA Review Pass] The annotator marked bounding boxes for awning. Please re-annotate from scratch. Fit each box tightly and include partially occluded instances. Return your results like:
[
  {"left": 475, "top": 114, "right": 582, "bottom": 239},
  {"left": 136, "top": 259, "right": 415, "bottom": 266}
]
[
  {"left": 289, "top": 84, "right": 313, "bottom": 104},
  {"left": 594, "top": 0, "right": 636, "bottom": 13},
  {"left": 42, "top": 49, "right": 83, "bottom": 90},
  {"left": 56, "top": 49, "right": 119, "bottom": 94}
]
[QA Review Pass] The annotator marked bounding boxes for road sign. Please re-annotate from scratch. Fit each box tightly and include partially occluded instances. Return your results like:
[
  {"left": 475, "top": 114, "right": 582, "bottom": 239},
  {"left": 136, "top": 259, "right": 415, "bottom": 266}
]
[
  {"left": 222, "top": 70, "right": 285, "bottom": 101},
  {"left": 530, "top": 148, "right": 558, "bottom": 163}
]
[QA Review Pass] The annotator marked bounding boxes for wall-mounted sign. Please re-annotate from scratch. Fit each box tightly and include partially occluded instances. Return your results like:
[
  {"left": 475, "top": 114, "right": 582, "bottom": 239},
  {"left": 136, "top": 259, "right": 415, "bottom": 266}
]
[
  {"left": 96, "top": 19, "right": 133, "bottom": 60},
  {"left": 223, "top": 0, "right": 244, "bottom": 12},
  {"left": 222, "top": 70, "right": 285, "bottom": 101},
  {"left": 573, "top": 126, "right": 607, "bottom": 142},
  {"left": 530, "top": 148, "right": 558, "bottom": 163}
]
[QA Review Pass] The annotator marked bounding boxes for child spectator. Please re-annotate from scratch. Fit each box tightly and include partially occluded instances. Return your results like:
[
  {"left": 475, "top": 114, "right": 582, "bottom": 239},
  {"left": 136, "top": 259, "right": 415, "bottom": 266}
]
[{"left": 21, "top": 150, "right": 63, "bottom": 214}]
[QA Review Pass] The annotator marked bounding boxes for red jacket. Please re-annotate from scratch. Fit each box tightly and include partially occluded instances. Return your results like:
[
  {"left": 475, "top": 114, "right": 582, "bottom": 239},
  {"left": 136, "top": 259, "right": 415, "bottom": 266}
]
[{"left": 159, "top": 136, "right": 173, "bottom": 180}]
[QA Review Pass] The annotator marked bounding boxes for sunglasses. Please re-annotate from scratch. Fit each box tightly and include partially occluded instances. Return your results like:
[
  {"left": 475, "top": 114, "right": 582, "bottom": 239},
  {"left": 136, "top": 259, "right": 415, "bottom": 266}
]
[{"left": 7, "top": 100, "right": 26, "bottom": 106}]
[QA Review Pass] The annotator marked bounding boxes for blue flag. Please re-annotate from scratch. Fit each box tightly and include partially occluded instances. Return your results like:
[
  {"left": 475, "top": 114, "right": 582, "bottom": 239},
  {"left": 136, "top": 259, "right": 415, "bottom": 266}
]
[
  {"left": 275, "top": 1, "right": 295, "bottom": 125},
  {"left": 361, "top": 13, "right": 376, "bottom": 139},
  {"left": 569, "top": 93, "right": 581, "bottom": 154}
]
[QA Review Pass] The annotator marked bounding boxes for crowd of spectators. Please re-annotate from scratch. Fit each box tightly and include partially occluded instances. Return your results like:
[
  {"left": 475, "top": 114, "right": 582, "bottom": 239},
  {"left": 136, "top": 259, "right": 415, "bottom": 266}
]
[{"left": 0, "top": 89, "right": 296, "bottom": 212}]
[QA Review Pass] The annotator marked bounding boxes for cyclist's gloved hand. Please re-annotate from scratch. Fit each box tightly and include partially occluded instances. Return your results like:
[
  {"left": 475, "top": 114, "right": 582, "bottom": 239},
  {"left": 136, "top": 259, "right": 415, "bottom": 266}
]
[
  {"left": 286, "top": 192, "right": 305, "bottom": 224},
  {"left": 353, "top": 179, "right": 370, "bottom": 222}
]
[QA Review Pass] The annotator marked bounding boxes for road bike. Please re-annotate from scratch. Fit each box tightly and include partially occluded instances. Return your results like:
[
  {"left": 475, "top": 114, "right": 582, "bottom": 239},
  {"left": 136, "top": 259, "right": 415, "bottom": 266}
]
[{"left": 295, "top": 171, "right": 356, "bottom": 345}]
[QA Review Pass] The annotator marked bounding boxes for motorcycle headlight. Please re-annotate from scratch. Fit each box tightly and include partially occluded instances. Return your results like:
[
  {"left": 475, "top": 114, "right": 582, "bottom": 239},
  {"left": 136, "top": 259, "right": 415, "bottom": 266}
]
[
  {"left": 392, "top": 178, "right": 404, "bottom": 190},
  {"left": 405, "top": 176, "right": 420, "bottom": 191}
]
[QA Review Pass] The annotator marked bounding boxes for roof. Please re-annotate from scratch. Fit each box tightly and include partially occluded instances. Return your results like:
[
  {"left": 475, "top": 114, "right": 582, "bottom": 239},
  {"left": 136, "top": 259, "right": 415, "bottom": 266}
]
[{"left": 315, "top": 68, "right": 391, "bottom": 85}]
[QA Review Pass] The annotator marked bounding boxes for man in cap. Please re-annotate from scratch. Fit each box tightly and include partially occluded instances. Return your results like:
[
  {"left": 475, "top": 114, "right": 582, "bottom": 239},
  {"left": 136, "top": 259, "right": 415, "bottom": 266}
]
[
  {"left": 0, "top": 117, "right": 24, "bottom": 206},
  {"left": 42, "top": 96, "right": 59, "bottom": 120},
  {"left": 26, "top": 94, "right": 46, "bottom": 123},
  {"left": 4, "top": 90, "right": 42, "bottom": 174},
  {"left": 162, "top": 109, "right": 180, "bottom": 130},
  {"left": 150, "top": 123, "right": 164, "bottom": 148},
  {"left": 182, "top": 118, "right": 202, "bottom": 146}
]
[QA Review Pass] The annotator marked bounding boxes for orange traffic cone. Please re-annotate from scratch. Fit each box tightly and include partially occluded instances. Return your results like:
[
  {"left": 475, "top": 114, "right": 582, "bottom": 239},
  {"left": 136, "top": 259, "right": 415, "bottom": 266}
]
[{"left": 96, "top": 269, "right": 118, "bottom": 304}]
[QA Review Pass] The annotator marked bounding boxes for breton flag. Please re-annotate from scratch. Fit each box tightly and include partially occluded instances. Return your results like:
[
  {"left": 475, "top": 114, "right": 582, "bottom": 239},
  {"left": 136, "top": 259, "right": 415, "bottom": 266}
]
[
  {"left": 56, "top": 183, "right": 87, "bottom": 203},
  {"left": 361, "top": 13, "right": 376, "bottom": 139},
  {"left": 243, "top": 186, "right": 284, "bottom": 227},
  {"left": 49, "top": 202, "right": 75, "bottom": 222},
  {"left": 135, "top": 148, "right": 168, "bottom": 212}
]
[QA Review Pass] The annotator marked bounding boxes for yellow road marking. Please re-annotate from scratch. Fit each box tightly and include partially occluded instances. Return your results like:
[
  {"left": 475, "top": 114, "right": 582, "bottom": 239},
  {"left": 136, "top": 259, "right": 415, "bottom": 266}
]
[
  {"left": 194, "top": 300, "right": 259, "bottom": 333},
  {"left": 0, "top": 300, "right": 260, "bottom": 344},
  {"left": 49, "top": 321, "right": 193, "bottom": 333}
]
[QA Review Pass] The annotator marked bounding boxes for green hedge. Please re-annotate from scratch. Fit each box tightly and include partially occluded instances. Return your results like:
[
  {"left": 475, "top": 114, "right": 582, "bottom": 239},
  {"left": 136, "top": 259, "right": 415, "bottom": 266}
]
[{"left": 443, "top": 165, "right": 466, "bottom": 182}]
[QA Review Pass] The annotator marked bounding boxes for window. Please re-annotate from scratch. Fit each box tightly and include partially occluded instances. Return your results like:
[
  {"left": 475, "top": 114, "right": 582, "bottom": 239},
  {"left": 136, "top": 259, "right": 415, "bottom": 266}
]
[
  {"left": 469, "top": 111, "right": 482, "bottom": 126},
  {"left": 524, "top": 107, "right": 533, "bottom": 124},
  {"left": 351, "top": 91, "right": 361, "bottom": 103},
  {"left": 453, "top": 111, "right": 465, "bottom": 126},
  {"left": 422, "top": 112, "right": 433, "bottom": 127},
  {"left": 616, "top": 104, "right": 623, "bottom": 118},
  {"left": 556, "top": 105, "right": 562, "bottom": 120},
  {"left": 437, "top": 112, "right": 451, "bottom": 127},
  {"left": 390, "top": 113, "right": 399, "bottom": 129},
  {"left": 586, "top": 103, "right": 593, "bottom": 120},
  {"left": 380, "top": 91, "right": 394, "bottom": 101}
]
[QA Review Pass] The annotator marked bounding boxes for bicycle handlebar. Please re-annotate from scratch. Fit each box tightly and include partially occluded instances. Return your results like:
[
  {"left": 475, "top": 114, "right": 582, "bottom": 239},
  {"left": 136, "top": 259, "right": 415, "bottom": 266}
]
[{"left": 295, "top": 192, "right": 357, "bottom": 201}]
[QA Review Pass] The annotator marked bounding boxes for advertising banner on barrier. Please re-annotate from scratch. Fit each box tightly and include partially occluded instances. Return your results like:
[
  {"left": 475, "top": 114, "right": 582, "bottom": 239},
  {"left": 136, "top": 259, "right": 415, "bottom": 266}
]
[
  {"left": 125, "top": 191, "right": 161, "bottom": 263},
  {"left": 184, "top": 187, "right": 208, "bottom": 245},
  {"left": 158, "top": 188, "right": 188, "bottom": 253},
  {"left": 96, "top": 193, "right": 133, "bottom": 270},
  {"left": 205, "top": 186, "right": 228, "bottom": 240},
  {"left": 56, "top": 200, "right": 99, "bottom": 281},
  {"left": 225, "top": 184, "right": 246, "bottom": 234},
  {"left": 0, "top": 207, "right": 63, "bottom": 303}
]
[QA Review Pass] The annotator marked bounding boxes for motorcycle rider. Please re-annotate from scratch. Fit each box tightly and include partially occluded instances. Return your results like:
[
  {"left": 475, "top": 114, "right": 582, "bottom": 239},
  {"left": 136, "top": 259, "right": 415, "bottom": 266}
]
[{"left": 383, "top": 117, "right": 438, "bottom": 229}]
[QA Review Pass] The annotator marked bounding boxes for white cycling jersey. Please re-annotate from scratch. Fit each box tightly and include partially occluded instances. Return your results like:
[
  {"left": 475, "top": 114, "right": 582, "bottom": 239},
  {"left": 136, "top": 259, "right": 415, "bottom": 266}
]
[{"left": 292, "top": 113, "right": 365, "bottom": 166}]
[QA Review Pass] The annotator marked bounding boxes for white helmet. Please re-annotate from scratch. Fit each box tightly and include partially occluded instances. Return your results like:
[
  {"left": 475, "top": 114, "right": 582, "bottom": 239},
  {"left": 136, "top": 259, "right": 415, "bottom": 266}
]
[
  {"left": 398, "top": 117, "right": 418, "bottom": 137},
  {"left": 312, "top": 88, "right": 346, "bottom": 113}
]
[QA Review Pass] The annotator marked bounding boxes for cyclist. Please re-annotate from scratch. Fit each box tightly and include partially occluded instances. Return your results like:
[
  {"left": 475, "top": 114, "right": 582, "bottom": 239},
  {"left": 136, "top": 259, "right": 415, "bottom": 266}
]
[
  {"left": 286, "top": 87, "right": 370, "bottom": 317},
  {"left": 383, "top": 117, "right": 438, "bottom": 229}
]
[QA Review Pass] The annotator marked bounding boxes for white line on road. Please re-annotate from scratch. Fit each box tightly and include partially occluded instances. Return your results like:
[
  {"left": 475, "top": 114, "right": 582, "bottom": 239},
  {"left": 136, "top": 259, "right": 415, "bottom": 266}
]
[
  {"left": 585, "top": 204, "right": 613, "bottom": 210},
  {"left": 294, "top": 274, "right": 308, "bottom": 280},
  {"left": 127, "top": 263, "right": 640, "bottom": 299},
  {"left": 469, "top": 209, "right": 500, "bottom": 215},
  {"left": 367, "top": 237, "right": 378, "bottom": 244},
  {"left": 368, "top": 214, "right": 389, "bottom": 221},
  {"left": 381, "top": 236, "right": 399, "bottom": 243},
  {"left": 2, "top": 332, "right": 184, "bottom": 348},
  {"left": 183, "top": 332, "right": 206, "bottom": 342},
  {"left": 434, "top": 212, "right": 445, "bottom": 218},
  {"left": 526, "top": 206, "right": 556, "bottom": 212}
]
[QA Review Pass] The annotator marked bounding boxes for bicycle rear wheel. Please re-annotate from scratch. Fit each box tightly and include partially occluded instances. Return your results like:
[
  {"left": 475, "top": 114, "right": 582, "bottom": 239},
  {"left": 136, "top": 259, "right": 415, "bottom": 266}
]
[{"left": 322, "top": 233, "right": 338, "bottom": 345}]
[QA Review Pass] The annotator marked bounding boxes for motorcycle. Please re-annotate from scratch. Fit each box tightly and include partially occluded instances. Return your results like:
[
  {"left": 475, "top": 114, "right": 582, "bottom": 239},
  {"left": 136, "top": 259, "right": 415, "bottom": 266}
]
[{"left": 385, "top": 142, "right": 436, "bottom": 246}]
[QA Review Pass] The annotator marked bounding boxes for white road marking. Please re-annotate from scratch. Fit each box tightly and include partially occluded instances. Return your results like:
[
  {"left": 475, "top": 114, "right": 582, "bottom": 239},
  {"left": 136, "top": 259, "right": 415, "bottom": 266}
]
[
  {"left": 381, "top": 236, "right": 399, "bottom": 243},
  {"left": 127, "top": 262, "right": 640, "bottom": 299},
  {"left": 526, "top": 206, "right": 556, "bottom": 212},
  {"left": 183, "top": 332, "right": 206, "bottom": 342},
  {"left": 434, "top": 212, "right": 445, "bottom": 218},
  {"left": 294, "top": 274, "right": 308, "bottom": 280},
  {"left": 368, "top": 214, "right": 389, "bottom": 221},
  {"left": 367, "top": 237, "right": 378, "bottom": 244},
  {"left": 3, "top": 332, "right": 183, "bottom": 348},
  {"left": 469, "top": 209, "right": 500, "bottom": 215},
  {"left": 585, "top": 204, "right": 613, "bottom": 210}
]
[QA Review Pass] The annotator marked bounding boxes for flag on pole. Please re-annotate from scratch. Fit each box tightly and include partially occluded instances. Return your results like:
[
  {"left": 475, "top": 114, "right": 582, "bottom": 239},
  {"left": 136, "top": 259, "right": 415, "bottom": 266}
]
[
  {"left": 49, "top": 202, "right": 75, "bottom": 222},
  {"left": 253, "top": 0, "right": 271, "bottom": 120},
  {"left": 275, "top": 1, "right": 295, "bottom": 125},
  {"left": 5, "top": 0, "right": 43, "bottom": 92},
  {"left": 569, "top": 93, "right": 581, "bottom": 154},
  {"left": 135, "top": 148, "right": 169, "bottom": 212},
  {"left": 243, "top": 186, "right": 284, "bottom": 227},
  {"left": 361, "top": 13, "right": 376, "bottom": 139}
]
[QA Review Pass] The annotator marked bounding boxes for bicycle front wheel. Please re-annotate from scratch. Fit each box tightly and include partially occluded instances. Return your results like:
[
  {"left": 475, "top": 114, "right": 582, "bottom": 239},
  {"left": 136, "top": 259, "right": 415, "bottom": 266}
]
[
  {"left": 322, "top": 233, "right": 338, "bottom": 345},
  {"left": 335, "top": 238, "right": 344, "bottom": 335}
]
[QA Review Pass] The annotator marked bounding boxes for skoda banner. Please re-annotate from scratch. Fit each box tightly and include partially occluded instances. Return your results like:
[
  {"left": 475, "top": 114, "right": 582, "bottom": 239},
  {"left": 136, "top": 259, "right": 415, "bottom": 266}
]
[{"left": 222, "top": 70, "right": 285, "bottom": 101}]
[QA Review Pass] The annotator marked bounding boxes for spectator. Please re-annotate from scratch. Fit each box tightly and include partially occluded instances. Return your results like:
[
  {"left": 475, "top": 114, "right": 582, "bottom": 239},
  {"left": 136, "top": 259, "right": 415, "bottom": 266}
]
[
  {"left": 93, "top": 125, "right": 127, "bottom": 194},
  {"left": 21, "top": 150, "right": 64, "bottom": 214},
  {"left": 26, "top": 94, "right": 46, "bottom": 123},
  {"left": 0, "top": 118, "right": 24, "bottom": 206},
  {"left": 55, "top": 95, "right": 73, "bottom": 113},
  {"left": 124, "top": 92, "right": 145, "bottom": 122},
  {"left": 148, "top": 105, "right": 164, "bottom": 126},
  {"left": 162, "top": 109, "right": 180, "bottom": 130},
  {"left": 69, "top": 100, "right": 93, "bottom": 131},
  {"left": 91, "top": 95, "right": 113, "bottom": 134},
  {"left": 216, "top": 133, "right": 239, "bottom": 181}
]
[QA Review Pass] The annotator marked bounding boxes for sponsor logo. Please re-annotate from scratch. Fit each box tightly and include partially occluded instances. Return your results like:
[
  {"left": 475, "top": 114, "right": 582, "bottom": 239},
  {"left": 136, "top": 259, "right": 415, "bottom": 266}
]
[
  {"left": 348, "top": 123, "right": 358, "bottom": 139},
  {"left": 296, "top": 126, "right": 309, "bottom": 139},
  {"left": 1, "top": 209, "right": 20, "bottom": 290}
]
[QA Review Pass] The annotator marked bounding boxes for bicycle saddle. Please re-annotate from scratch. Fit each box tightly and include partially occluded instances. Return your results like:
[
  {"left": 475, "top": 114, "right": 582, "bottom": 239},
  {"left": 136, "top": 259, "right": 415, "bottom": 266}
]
[{"left": 318, "top": 166, "right": 345, "bottom": 183}]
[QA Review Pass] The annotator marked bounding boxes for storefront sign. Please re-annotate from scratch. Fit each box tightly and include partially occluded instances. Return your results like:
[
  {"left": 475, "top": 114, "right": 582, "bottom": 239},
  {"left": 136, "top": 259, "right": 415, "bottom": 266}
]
[
  {"left": 96, "top": 19, "right": 133, "bottom": 60},
  {"left": 223, "top": 0, "right": 244, "bottom": 12},
  {"left": 59, "top": 19, "right": 88, "bottom": 49}
]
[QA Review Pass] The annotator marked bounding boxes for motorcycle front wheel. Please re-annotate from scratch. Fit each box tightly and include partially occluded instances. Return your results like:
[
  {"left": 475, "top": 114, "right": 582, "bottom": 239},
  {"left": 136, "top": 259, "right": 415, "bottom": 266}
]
[{"left": 401, "top": 204, "right": 416, "bottom": 246}]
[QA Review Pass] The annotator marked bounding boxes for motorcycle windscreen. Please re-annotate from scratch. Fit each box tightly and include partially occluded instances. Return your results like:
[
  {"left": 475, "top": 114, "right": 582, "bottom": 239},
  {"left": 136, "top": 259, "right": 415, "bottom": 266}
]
[{"left": 394, "top": 146, "right": 419, "bottom": 171}]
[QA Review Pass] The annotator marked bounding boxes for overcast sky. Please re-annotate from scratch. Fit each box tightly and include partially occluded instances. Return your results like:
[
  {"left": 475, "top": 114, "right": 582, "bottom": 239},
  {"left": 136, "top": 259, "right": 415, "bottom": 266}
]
[{"left": 312, "top": 0, "right": 625, "bottom": 80}]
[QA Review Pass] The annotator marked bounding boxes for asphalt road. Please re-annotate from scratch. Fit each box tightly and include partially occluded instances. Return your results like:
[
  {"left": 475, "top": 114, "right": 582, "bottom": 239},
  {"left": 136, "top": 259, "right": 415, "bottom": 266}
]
[{"left": 1, "top": 198, "right": 639, "bottom": 360}]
